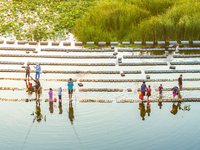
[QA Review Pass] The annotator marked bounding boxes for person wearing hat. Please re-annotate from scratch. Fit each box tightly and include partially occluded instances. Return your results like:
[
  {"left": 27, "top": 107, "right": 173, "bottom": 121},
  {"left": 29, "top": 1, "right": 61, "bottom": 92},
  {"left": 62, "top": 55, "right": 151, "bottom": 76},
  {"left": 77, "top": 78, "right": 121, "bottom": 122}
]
[
  {"left": 68, "top": 78, "right": 74, "bottom": 101},
  {"left": 34, "top": 63, "right": 41, "bottom": 79}
]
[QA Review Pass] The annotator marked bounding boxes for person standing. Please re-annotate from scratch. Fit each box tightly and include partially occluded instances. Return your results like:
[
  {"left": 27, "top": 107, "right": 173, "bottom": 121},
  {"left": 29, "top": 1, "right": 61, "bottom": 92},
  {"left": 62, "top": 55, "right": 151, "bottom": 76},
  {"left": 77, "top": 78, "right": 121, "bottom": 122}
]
[
  {"left": 158, "top": 84, "right": 163, "bottom": 97},
  {"left": 141, "top": 81, "right": 146, "bottom": 98},
  {"left": 146, "top": 85, "right": 151, "bottom": 103},
  {"left": 58, "top": 87, "right": 62, "bottom": 103},
  {"left": 25, "top": 64, "right": 31, "bottom": 81},
  {"left": 178, "top": 74, "right": 182, "bottom": 90},
  {"left": 34, "top": 63, "right": 41, "bottom": 79},
  {"left": 48, "top": 88, "right": 53, "bottom": 102},
  {"left": 68, "top": 78, "right": 74, "bottom": 101}
]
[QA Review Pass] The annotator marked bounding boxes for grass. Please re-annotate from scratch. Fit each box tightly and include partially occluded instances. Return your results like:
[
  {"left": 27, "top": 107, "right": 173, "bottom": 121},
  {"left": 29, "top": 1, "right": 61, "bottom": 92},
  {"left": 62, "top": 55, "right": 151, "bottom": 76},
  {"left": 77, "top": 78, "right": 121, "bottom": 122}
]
[
  {"left": 82, "top": 44, "right": 97, "bottom": 49},
  {"left": 1, "top": 0, "right": 200, "bottom": 42},
  {"left": 73, "top": 0, "right": 200, "bottom": 42},
  {"left": 116, "top": 44, "right": 141, "bottom": 48}
]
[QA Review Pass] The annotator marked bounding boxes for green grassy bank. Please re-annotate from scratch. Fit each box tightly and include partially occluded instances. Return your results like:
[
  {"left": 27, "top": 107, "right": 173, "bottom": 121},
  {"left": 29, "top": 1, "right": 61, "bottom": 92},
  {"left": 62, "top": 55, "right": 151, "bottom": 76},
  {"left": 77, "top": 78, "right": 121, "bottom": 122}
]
[
  {"left": 73, "top": 0, "right": 200, "bottom": 43},
  {"left": 1, "top": 0, "right": 200, "bottom": 42}
]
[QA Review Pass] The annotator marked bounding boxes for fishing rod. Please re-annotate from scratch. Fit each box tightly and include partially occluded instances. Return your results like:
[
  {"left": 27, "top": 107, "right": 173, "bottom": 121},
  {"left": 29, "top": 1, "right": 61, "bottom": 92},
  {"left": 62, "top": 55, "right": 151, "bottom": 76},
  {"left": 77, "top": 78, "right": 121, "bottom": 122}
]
[
  {"left": 21, "top": 116, "right": 36, "bottom": 150},
  {"left": 66, "top": 104, "right": 83, "bottom": 150}
]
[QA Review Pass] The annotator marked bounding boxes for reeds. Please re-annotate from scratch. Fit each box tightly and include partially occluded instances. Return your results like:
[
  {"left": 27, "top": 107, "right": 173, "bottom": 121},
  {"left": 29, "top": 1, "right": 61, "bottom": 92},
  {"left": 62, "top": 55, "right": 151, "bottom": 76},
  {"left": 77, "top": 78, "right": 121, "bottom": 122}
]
[{"left": 74, "top": 0, "right": 200, "bottom": 42}]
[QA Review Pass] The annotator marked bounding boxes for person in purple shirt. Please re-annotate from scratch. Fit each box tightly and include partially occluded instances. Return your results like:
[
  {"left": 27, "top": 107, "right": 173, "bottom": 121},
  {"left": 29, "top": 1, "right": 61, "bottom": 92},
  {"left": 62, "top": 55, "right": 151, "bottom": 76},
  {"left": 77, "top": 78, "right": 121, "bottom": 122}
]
[
  {"left": 141, "top": 81, "right": 146, "bottom": 97},
  {"left": 48, "top": 88, "right": 53, "bottom": 102}
]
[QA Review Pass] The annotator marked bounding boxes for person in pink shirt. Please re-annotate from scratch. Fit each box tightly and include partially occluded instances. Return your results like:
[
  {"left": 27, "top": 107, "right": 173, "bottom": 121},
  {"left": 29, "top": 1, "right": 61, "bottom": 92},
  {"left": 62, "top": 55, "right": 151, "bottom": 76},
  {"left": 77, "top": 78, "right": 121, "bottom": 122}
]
[{"left": 158, "top": 84, "right": 163, "bottom": 97}]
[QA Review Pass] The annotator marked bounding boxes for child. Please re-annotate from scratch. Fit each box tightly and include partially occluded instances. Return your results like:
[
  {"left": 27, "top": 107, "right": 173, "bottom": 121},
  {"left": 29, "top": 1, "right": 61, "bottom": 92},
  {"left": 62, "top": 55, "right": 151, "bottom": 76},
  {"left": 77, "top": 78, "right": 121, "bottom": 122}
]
[
  {"left": 158, "top": 84, "right": 163, "bottom": 97},
  {"left": 48, "top": 88, "right": 53, "bottom": 102},
  {"left": 146, "top": 85, "right": 151, "bottom": 103},
  {"left": 58, "top": 87, "right": 62, "bottom": 103},
  {"left": 172, "top": 86, "right": 179, "bottom": 99}
]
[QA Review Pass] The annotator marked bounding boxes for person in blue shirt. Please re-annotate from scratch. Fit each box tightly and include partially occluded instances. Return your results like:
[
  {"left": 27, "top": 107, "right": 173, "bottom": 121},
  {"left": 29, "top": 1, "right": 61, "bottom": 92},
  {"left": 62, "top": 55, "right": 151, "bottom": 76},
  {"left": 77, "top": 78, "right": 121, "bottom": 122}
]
[
  {"left": 34, "top": 63, "right": 41, "bottom": 79},
  {"left": 68, "top": 78, "right": 74, "bottom": 101},
  {"left": 58, "top": 87, "right": 62, "bottom": 103}
]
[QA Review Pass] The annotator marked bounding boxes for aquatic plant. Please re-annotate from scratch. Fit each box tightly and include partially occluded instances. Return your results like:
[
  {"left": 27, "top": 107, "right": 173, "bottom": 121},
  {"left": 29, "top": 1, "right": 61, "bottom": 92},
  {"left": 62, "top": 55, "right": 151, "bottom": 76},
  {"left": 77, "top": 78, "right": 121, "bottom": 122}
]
[{"left": 0, "top": 0, "right": 96, "bottom": 41}]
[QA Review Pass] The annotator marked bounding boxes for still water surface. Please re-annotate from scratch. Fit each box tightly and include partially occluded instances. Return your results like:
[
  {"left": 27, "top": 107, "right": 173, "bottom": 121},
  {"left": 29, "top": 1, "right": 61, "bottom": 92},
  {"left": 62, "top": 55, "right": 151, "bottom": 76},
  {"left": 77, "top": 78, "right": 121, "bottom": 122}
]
[{"left": 0, "top": 101, "right": 199, "bottom": 150}]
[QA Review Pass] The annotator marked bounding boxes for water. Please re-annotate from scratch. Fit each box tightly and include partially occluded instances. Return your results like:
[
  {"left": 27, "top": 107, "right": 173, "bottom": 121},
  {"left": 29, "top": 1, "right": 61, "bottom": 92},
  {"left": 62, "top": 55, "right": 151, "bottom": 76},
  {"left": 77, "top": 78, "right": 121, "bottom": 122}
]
[
  {"left": 1, "top": 40, "right": 200, "bottom": 149},
  {"left": 0, "top": 101, "right": 199, "bottom": 150}
]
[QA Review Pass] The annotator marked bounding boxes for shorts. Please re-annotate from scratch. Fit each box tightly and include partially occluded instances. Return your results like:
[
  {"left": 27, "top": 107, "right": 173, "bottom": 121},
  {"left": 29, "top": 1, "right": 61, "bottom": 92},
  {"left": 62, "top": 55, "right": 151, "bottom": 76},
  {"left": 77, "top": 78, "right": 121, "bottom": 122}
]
[
  {"left": 147, "top": 93, "right": 151, "bottom": 96},
  {"left": 142, "top": 91, "right": 145, "bottom": 96},
  {"left": 59, "top": 95, "right": 62, "bottom": 100},
  {"left": 35, "top": 88, "right": 40, "bottom": 94},
  {"left": 159, "top": 91, "right": 162, "bottom": 94},
  {"left": 68, "top": 89, "right": 73, "bottom": 94},
  {"left": 179, "top": 85, "right": 182, "bottom": 90},
  {"left": 26, "top": 72, "right": 30, "bottom": 77}
]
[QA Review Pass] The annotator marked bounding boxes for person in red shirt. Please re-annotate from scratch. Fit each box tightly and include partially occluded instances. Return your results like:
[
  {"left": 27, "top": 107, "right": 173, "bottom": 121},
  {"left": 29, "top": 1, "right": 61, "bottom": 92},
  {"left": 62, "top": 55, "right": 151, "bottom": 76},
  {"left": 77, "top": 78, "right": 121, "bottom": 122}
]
[
  {"left": 146, "top": 85, "right": 151, "bottom": 103},
  {"left": 158, "top": 84, "right": 163, "bottom": 97}
]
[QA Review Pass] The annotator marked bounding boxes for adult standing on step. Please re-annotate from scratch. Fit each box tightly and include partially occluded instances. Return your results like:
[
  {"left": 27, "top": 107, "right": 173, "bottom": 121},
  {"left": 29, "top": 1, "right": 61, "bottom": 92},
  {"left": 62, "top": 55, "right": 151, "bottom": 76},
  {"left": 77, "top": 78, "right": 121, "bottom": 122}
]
[
  {"left": 141, "top": 81, "right": 146, "bottom": 98},
  {"left": 178, "top": 74, "right": 182, "bottom": 90},
  {"left": 25, "top": 64, "right": 31, "bottom": 81},
  {"left": 68, "top": 78, "right": 74, "bottom": 101},
  {"left": 34, "top": 63, "right": 41, "bottom": 79}
]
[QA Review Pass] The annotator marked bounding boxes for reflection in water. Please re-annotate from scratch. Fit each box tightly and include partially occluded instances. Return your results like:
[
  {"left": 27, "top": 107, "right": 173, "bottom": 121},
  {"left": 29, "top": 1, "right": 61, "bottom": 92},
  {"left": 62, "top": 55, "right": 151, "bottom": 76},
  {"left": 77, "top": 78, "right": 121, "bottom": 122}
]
[
  {"left": 59, "top": 102, "right": 63, "bottom": 114},
  {"left": 170, "top": 102, "right": 183, "bottom": 115},
  {"left": 68, "top": 102, "right": 75, "bottom": 125},
  {"left": 158, "top": 102, "right": 163, "bottom": 109},
  {"left": 146, "top": 104, "right": 151, "bottom": 116},
  {"left": 170, "top": 102, "right": 191, "bottom": 116},
  {"left": 171, "top": 103, "right": 179, "bottom": 115},
  {"left": 49, "top": 101, "right": 53, "bottom": 114},
  {"left": 139, "top": 102, "right": 146, "bottom": 121},
  {"left": 33, "top": 101, "right": 44, "bottom": 122}
]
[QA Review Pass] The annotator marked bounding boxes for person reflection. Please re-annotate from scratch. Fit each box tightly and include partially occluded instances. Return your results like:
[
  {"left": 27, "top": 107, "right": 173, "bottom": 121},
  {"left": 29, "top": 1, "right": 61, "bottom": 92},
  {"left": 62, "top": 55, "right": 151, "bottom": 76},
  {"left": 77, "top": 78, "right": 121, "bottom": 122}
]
[
  {"left": 49, "top": 101, "right": 53, "bottom": 114},
  {"left": 59, "top": 101, "right": 63, "bottom": 114},
  {"left": 33, "top": 101, "right": 42, "bottom": 122},
  {"left": 139, "top": 102, "right": 146, "bottom": 121},
  {"left": 158, "top": 102, "right": 162, "bottom": 109},
  {"left": 170, "top": 102, "right": 181, "bottom": 115},
  {"left": 68, "top": 101, "right": 74, "bottom": 125},
  {"left": 146, "top": 103, "right": 151, "bottom": 116}
]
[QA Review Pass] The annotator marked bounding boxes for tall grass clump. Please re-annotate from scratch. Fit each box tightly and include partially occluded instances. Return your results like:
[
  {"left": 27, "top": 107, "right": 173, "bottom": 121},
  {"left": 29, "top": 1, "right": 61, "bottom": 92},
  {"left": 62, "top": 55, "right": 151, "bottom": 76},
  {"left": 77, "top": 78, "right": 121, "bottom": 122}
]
[
  {"left": 127, "top": 0, "right": 200, "bottom": 42},
  {"left": 73, "top": 1, "right": 149, "bottom": 43},
  {"left": 126, "top": 16, "right": 176, "bottom": 42},
  {"left": 125, "top": 0, "right": 176, "bottom": 16}
]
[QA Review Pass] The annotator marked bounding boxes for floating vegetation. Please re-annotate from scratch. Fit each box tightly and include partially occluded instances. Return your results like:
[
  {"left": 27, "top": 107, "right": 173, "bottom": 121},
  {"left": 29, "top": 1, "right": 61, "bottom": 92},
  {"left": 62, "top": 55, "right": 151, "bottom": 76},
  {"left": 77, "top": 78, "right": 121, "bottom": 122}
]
[{"left": 0, "top": 0, "right": 96, "bottom": 41}]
